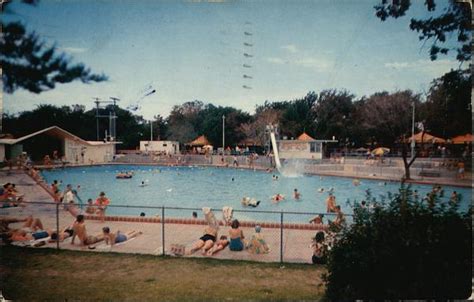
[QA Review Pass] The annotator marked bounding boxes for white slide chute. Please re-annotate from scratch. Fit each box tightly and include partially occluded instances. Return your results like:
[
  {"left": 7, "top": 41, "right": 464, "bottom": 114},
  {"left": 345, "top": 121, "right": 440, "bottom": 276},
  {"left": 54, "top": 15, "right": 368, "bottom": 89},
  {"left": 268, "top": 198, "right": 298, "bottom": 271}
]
[{"left": 270, "top": 131, "right": 282, "bottom": 171}]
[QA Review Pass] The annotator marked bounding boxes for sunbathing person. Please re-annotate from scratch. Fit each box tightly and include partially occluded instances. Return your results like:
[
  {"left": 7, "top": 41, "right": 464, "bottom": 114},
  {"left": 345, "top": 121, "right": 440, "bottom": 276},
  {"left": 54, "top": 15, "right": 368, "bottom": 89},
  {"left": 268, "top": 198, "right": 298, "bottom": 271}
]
[
  {"left": 229, "top": 219, "right": 245, "bottom": 251},
  {"left": 0, "top": 216, "right": 44, "bottom": 242},
  {"left": 10, "top": 228, "right": 50, "bottom": 242},
  {"left": 102, "top": 227, "right": 142, "bottom": 246},
  {"left": 206, "top": 235, "right": 229, "bottom": 256},
  {"left": 247, "top": 225, "right": 270, "bottom": 254},
  {"left": 71, "top": 214, "right": 104, "bottom": 246},
  {"left": 50, "top": 225, "right": 74, "bottom": 242},
  {"left": 188, "top": 226, "right": 218, "bottom": 255},
  {"left": 6, "top": 215, "right": 43, "bottom": 232}
]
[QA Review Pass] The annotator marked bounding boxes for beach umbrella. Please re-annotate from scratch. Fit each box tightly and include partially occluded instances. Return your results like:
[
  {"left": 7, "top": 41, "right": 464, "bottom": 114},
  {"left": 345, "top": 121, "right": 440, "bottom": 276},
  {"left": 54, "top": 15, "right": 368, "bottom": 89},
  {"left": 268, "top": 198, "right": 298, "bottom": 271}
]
[
  {"left": 371, "top": 147, "right": 390, "bottom": 156},
  {"left": 451, "top": 133, "right": 473, "bottom": 144},
  {"left": 408, "top": 132, "right": 446, "bottom": 144}
]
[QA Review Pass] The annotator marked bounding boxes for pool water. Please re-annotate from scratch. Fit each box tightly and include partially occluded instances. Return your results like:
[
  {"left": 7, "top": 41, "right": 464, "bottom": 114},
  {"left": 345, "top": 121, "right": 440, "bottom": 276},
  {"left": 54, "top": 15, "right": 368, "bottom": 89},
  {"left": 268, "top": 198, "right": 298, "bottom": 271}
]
[{"left": 41, "top": 165, "right": 471, "bottom": 223}]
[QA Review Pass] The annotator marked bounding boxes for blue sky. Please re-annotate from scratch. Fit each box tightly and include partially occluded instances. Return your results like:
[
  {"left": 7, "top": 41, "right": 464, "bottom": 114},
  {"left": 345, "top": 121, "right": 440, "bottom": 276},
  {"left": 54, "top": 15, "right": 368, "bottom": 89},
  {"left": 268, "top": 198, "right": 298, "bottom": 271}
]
[{"left": 4, "top": 0, "right": 461, "bottom": 119}]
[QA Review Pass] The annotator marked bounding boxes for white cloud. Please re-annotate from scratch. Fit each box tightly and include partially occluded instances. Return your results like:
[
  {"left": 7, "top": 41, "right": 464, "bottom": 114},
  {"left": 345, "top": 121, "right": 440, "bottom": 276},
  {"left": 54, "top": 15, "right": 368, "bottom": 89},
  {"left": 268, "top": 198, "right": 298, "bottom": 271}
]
[
  {"left": 60, "top": 47, "right": 88, "bottom": 54},
  {"left": 384, "top": 59, "right": 457, "bottom": 70},
  {"left": 281, "top": 44, "right": 298, "bottom": 53},
  {"left": 266, "top": 57, "right": 285, "bottom": 64},
  {"left": 294, "top": 57, "right": 332, "bottom": 71},
  {"left": 384, "top": 62, "right": 409, "bottom": 69}
]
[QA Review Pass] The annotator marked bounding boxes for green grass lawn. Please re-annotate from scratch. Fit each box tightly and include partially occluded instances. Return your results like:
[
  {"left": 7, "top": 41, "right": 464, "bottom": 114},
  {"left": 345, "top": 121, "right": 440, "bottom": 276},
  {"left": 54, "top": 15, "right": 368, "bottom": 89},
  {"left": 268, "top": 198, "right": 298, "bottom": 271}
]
[{"left": 0, "top": 246, "right": 326, "bottom": 301}]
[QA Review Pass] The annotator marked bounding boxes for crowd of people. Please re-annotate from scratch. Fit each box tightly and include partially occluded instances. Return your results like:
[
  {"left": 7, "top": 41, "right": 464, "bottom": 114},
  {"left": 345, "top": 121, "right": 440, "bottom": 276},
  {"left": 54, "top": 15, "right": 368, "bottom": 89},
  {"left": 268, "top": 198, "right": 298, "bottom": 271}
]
[{"left": 0, "top": 213, "right": 141, "bottom": 249}]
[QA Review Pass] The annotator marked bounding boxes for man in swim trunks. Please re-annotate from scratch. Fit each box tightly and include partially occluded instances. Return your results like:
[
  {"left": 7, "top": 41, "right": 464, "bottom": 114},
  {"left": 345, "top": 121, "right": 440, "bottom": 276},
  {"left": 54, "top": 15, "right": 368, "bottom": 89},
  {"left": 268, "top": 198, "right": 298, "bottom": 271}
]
[
  {"left": 188, "top": 226, "right": 218, "bottom": 255},
  {"left": 71, "top": 214, "right": 104, "bottom": 246},
  {"left": 102, "top": 226, "right": 142, "bottom": 246}
]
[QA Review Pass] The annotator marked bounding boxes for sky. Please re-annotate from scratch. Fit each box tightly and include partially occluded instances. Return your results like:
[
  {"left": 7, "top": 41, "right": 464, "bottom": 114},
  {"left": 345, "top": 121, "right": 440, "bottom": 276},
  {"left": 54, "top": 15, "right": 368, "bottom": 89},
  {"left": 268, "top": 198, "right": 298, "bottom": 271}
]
[{"left": 4, "top": 0, "right": 461, "bottom": 119}]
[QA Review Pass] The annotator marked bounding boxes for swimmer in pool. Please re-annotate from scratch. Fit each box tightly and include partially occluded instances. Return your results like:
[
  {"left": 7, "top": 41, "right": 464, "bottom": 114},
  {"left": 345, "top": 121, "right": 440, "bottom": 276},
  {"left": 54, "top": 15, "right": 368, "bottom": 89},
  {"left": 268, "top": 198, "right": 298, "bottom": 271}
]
[
  {"left": 293, "top": 189, "right": 301, "bottom": 200},
  {"left": 272, "top": 194, "right": 285, "bottom": 203}
]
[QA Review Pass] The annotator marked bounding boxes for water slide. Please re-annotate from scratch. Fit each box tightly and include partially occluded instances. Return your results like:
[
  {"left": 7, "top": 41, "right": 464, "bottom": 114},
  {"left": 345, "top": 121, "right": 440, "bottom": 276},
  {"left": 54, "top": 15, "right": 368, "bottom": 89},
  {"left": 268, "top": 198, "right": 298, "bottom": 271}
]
[{"left": 270, "top": 131, "right": 282, "bottom": 171}]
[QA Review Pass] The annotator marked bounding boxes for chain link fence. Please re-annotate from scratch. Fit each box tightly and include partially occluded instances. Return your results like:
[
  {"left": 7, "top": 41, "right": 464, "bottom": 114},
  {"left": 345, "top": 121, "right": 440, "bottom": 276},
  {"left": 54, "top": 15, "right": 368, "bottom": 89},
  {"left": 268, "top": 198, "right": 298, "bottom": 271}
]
[{"left": 1, "top": 201, "right": 352, "bottom": 264}]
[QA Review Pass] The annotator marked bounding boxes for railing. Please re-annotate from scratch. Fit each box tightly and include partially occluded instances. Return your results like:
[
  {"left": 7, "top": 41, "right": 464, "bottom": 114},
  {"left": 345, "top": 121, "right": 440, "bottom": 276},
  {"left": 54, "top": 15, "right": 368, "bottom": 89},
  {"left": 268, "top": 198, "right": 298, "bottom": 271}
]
[{"left": 2, "top": 201, "right": 352, "bottom": 264}]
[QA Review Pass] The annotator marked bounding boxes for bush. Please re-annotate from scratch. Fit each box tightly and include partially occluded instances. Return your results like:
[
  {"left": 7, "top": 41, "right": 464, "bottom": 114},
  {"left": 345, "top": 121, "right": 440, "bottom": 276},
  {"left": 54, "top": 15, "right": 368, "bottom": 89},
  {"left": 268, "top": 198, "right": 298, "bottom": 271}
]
[{"left": 324, "top": 185, "right": 472, "bottom": 300}]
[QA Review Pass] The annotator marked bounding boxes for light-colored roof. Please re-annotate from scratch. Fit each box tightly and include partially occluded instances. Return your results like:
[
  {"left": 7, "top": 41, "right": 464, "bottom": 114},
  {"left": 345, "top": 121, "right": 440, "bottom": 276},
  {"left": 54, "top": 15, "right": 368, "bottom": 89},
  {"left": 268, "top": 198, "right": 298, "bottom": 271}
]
[
  {"left": 297, "top": 132, "right": 316, "bottom": 141},
  {"left": 0, "top": 126, "right": 120, "bottom": 146},
  {"left": 451, "top": 133, "right": 473, "bottom": 144},
  {"left": 188, "top": 135, "right": 211, "bottom": 146}
]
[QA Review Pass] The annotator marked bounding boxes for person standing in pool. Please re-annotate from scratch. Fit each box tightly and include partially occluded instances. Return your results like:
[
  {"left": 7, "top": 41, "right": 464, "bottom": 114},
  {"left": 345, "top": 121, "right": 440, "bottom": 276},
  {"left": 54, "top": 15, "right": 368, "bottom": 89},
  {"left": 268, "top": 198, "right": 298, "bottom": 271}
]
[
  {"left": 95, "top": 192, "right": 110, "bottom": 223},
  {"left": 293, "top": 188, "right": 301, "bottom": 200},
  {"left": 326, "top": 195, "right": 337, "bottom": 213}
]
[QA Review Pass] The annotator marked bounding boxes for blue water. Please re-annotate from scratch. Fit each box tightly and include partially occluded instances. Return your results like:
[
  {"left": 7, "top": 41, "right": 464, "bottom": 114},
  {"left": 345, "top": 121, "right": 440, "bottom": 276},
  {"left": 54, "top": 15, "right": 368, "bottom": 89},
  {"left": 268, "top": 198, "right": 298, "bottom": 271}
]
[{"left": 41, "top": 165, "right": 471, "bottom": 223}]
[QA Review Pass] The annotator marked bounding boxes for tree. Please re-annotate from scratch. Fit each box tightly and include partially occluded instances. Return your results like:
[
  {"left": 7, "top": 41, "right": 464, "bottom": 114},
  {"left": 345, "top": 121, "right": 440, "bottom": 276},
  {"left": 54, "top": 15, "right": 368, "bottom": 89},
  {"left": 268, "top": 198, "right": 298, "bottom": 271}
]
[
  {"left": 166, "top": 101, "right": 204, "bottom": 144},
  {"left": 313, "top": 89, "right": 355, "bottom": 142},
  {"left": 240, "top": 107, "right": 281, "bottom": 147},
  {"left": 374, "top": 0, "right": 471, "bottom": 62},
  {"left": 279, "top": 92, "right": 318, "bottom": 139},
  {"left": 2, "top": 1, "right": 107, "bottom": 94},
  {"left": 198, "top": 104, "right": 251, "bottom": 147},
  {"left": 420, "top": 70, "right": 471, "bottom": 138},
  {"left": 359, "top": 90, "right": 420, "bottom": 147},
  {"left": 325, "top": 185, "right": 471, "bottom": 300}
]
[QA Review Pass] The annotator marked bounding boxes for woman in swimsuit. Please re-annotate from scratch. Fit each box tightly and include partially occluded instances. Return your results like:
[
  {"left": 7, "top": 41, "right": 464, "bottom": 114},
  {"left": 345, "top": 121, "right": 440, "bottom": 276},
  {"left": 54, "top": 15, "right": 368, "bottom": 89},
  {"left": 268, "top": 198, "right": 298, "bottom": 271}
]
[{"left": 229, "top": 219, "right": 245, "bottom": 251}]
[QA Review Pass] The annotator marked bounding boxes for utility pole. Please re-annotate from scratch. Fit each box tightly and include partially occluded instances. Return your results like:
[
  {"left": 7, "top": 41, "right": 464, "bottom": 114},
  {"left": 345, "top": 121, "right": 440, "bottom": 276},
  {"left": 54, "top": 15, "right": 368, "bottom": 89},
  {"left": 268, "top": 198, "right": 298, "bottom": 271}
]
[
  {"left": 222, "top": 115, "right": 225, "bottom": 150},
  {"left": 110, "top": 97, "right": 120, "bottom": 141},
  {"left": 93, "top": 97, "right": 100, "bottom": 141}
]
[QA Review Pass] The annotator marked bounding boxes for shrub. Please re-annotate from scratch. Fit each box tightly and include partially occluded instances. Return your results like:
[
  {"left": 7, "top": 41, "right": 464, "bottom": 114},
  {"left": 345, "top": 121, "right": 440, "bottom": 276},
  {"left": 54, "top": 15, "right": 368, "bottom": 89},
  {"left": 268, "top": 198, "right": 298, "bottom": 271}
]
[{"left": 324, "top": 185, "right": 472, "bottom": 300}]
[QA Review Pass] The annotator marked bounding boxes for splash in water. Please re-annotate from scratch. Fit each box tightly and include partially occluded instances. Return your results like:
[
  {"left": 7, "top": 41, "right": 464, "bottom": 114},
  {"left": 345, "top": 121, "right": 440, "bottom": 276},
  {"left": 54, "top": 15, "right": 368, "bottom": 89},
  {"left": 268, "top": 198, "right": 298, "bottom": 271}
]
[{"left": 279, "top": 158, "right": 306, "bottom": 178}]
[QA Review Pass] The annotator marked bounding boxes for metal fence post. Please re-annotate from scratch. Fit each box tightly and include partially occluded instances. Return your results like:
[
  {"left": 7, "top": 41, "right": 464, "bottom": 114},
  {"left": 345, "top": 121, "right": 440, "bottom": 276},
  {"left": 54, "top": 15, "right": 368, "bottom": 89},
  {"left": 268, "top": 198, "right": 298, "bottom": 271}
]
[
  {"left": 56, "top": 203, "right": 60, "bottom": 250},
  {"left": 280, "top": 211, "right": 283, "bottom": 263},
  {"left": 161, "top": 206, "right": 165, "bottom": 256}
]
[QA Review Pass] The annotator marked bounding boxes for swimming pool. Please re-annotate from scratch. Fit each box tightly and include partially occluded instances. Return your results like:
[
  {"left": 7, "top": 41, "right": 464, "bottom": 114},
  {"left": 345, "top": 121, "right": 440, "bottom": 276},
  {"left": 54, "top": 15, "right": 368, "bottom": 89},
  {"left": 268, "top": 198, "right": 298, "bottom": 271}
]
[{"left": 41, "top": 165, "right": 471, "bottom": 223}]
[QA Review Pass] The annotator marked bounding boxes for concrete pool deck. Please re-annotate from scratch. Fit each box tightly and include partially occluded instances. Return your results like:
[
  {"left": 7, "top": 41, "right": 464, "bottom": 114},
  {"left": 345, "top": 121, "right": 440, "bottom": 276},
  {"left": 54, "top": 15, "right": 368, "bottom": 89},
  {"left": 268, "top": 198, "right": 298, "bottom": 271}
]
[{"left": 0, "top": 170, "right": 318, "bottom": 264}]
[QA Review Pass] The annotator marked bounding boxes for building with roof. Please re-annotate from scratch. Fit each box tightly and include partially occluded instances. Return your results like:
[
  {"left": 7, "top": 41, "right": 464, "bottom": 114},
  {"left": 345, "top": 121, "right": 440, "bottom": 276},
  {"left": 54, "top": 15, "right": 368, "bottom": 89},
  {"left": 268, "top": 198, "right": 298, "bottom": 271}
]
[
  {"left": 139, "top": 140, "right": 180, "bottom": 154},
  {"left": 0, "top": 126, "right": 119, "bottom": 164},
  {"left": 277, "top": 132, "right": 337, "bottom": 160}
]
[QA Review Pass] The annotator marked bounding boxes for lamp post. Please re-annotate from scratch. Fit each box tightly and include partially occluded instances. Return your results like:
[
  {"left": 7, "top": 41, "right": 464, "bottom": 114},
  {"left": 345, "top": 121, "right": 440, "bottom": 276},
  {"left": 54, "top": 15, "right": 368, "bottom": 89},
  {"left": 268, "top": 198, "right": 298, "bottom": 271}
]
[
  {"left": 222, "top": 115, "right": 226, "bottom": 150},
  {"left": 150, "top": 120, "right": 153, "bottom": 142},
  {"left": 411, "top": 101, "right": 416, "bottom": 158}
]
